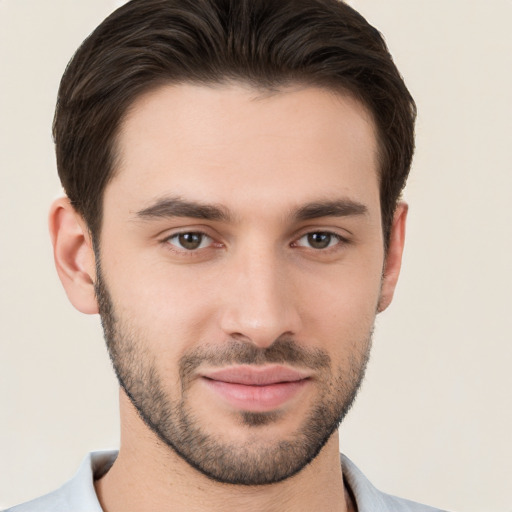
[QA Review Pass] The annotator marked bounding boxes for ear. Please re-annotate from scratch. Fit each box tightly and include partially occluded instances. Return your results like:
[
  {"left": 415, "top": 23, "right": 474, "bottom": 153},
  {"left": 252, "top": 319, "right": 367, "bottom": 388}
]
[
  {"left": 378, "top": 202, "right": 408, "bottom": 313},
  {"left": 49, "top": 196, "right": 98, "bottom": 314}
]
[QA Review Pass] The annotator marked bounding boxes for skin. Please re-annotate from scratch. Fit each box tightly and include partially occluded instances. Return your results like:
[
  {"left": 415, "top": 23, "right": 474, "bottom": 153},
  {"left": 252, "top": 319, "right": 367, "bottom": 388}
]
[{"left": 49, "top": 83, "right": 407, "bottom": 512}]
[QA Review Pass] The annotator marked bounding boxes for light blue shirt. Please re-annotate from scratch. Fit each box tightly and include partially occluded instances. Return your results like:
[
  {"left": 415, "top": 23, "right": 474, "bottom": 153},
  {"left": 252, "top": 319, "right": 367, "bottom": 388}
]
[{"left": 4, "top": 451, "right": 448, "bottom": 511}]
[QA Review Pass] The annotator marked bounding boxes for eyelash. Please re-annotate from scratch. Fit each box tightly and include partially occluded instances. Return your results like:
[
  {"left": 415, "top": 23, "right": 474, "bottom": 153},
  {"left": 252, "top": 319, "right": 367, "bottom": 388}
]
[
  {"left": 162, "top": 230, "right": 349, "bottom": 255},
  {"left": 164, "top": 232, "right": 218, "bottom": 253},
  {"left": 292, "top": 232, "right": 347, "bottom": 251}
]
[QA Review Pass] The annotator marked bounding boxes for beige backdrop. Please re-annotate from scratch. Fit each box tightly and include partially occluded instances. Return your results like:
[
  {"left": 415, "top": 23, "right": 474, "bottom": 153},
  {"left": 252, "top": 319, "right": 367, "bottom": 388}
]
[{"left": 1, "top": 1, "right": 511, "bottom": 510}]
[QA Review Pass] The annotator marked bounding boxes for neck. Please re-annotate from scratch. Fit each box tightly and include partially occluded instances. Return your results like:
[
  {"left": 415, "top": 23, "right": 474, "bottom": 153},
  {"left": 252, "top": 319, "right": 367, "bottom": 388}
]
[{"left": 95, "top": 392, "right": 353, "bottom": 512}]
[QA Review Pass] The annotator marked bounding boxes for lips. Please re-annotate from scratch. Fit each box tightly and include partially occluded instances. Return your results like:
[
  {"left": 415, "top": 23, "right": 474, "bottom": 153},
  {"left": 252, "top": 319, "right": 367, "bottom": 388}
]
[
  {"left": 200, "top": 365, "right": 311, "bottom": 412},
  {"left": 203, "top": 365, "right": 310, "bottom": 385}
]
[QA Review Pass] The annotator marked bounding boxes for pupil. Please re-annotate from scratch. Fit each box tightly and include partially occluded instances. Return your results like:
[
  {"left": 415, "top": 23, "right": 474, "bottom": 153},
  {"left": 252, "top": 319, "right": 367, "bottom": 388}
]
[
  {"left": 179, "top": 232, "right": 202, "bottom": 250},
  {"left": 308, "top": 232, "right": 331, "bottom": 249}
]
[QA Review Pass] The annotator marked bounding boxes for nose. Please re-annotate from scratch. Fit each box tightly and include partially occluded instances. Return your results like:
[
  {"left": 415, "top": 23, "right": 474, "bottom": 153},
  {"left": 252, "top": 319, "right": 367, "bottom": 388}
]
[{"left": 219, "top": 246, "right": 302, "bottom": 348}]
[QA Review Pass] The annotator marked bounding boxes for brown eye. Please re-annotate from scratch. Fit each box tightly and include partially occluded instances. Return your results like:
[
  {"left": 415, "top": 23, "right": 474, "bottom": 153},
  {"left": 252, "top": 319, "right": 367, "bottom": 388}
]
[
  {"left": 295, "top": 232, "right": 341, "bottom": 250},
  {"left": 307, "top": 232, "right": 332, "bottom": 249},
  {"left": 168, "top": 232, "right": 210, "bottom": 250}
]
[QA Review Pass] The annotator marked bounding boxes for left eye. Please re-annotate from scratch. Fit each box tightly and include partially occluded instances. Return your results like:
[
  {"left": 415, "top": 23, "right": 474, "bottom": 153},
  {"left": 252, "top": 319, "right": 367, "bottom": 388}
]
[
  {"left": 167, "top": 232, "right": 212, "bottom": 250},
  {"left": 296, "top": 232, "right": 341, "bottom": 250}
]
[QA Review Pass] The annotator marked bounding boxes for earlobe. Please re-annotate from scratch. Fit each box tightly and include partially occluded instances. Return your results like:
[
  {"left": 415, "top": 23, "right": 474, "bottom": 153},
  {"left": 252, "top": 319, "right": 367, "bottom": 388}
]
[
  {"left": 49, "top": 196, "right": 99, "bottom": 314},
  {"left": 378, "top": 202, "right": 408, "bottom": 313}
]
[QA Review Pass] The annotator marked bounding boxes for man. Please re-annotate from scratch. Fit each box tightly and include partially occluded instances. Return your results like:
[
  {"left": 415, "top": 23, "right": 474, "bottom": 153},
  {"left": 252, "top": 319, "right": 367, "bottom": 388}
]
[{"left": 6, "top": 0, "right": 446, "bottom": 511}]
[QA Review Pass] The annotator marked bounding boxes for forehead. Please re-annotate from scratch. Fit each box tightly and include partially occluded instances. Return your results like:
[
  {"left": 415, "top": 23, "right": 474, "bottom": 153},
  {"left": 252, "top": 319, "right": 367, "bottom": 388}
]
[{"left": 109, "top": 83, "right": 380, "bottom": 217}]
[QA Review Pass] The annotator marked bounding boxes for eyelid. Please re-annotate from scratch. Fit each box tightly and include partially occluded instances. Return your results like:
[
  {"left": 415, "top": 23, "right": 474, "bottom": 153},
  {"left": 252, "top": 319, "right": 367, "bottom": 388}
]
[
  {"left": 166, "top": 231, "right": 213, "bottom": 250},
  {"left": 299, "top": 232, "right": 338, "bottom": 244},
  {"left": 291, "top": 229, "right": 351, "bottom": 251},
  {"left": 160, "top": 228, "right": 224, "bottom": 256},
  {"left": 293, "top": 225, "right": 350, "bottom": 240},
  {"left": 158, "top": 223, "right": 219, "bottom": 241}
]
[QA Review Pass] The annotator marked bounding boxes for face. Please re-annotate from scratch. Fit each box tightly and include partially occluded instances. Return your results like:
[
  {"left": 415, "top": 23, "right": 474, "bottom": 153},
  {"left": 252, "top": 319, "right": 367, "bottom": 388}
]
[{"left": 95, "top": 84, "right": 387, "bottom": 485}]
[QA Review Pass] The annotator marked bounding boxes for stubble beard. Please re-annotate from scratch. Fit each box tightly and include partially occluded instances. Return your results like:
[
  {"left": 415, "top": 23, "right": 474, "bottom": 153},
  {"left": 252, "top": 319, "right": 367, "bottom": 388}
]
[{"left": 95, "top": 266, "right": 373, "bottom": 486}]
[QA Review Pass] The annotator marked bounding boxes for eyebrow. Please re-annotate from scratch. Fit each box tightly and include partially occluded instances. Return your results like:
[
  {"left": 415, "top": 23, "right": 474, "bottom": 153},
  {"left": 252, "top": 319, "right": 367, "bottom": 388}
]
[
  {"left": 293, "top": 199, "right": 368, "bottom": 221},
  {"left": 135, "top": 196, "right": 232, "bottom": 222},
  {"left": 134, "top": 196, "right": 367, "bottom": 223}
]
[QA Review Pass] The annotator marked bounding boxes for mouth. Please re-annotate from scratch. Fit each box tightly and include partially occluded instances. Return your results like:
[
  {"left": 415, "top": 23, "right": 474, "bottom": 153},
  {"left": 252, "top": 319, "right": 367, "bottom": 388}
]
[{"left": 200, "top": 365, "right": 311, "bottom": 412}]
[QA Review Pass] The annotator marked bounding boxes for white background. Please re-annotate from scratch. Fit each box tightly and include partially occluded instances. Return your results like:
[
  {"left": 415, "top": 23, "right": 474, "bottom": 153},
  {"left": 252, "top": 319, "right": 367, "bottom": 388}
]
[{"left": 1, "top": 1, "right": 511, "bottom": 510}]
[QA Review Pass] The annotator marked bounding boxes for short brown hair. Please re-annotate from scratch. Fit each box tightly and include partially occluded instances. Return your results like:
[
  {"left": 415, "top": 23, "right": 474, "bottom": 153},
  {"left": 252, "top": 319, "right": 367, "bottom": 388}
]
[{"left": 53, "top": 0, "right": 416, "bottom": 246}]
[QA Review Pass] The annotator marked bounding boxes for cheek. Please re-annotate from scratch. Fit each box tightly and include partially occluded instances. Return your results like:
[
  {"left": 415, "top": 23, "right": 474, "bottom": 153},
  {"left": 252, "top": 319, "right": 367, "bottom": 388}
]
[
  {"left": 103, "top": 255, "right": 221, "bottom": 360},
  {"left": 295, "top": 261, "right": 382, "bottom": 350}
]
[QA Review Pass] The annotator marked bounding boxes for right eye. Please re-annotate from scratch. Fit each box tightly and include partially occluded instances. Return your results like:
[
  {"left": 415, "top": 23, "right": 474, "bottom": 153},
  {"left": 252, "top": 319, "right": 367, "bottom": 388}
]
[{"left": 166, "top": 232, "right": 213, "bottom": 251}]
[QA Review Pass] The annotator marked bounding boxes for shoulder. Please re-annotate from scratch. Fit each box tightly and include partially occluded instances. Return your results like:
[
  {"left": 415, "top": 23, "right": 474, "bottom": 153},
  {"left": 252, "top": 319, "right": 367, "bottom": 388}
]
[
  {"left": 341, "top": 454, "right": 450, "bottom": 512},
  {"left": 3, "top": 489, "right": 68, "bottom": 512},
  {"left": 377, "top": 492, "right": 448, "bottom": 512},
  {"left": 3, "top": 451, "right": 117, "bottom": 512}
]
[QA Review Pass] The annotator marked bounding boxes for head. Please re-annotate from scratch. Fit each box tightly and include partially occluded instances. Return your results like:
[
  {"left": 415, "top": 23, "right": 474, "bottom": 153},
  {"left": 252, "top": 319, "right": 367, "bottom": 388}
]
[
  {"left": 54, "top": 0, "right": 415, "bottom": 248},
  {"left": 50, "top": 0, "right": 414, "bottom": 487}
]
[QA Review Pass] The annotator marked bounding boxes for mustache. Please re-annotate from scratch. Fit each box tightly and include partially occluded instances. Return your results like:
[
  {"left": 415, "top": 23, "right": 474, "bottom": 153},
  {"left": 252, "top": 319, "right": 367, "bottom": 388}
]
[{"left": 179, "top": 338, "right": 331, "bottom": 384}]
